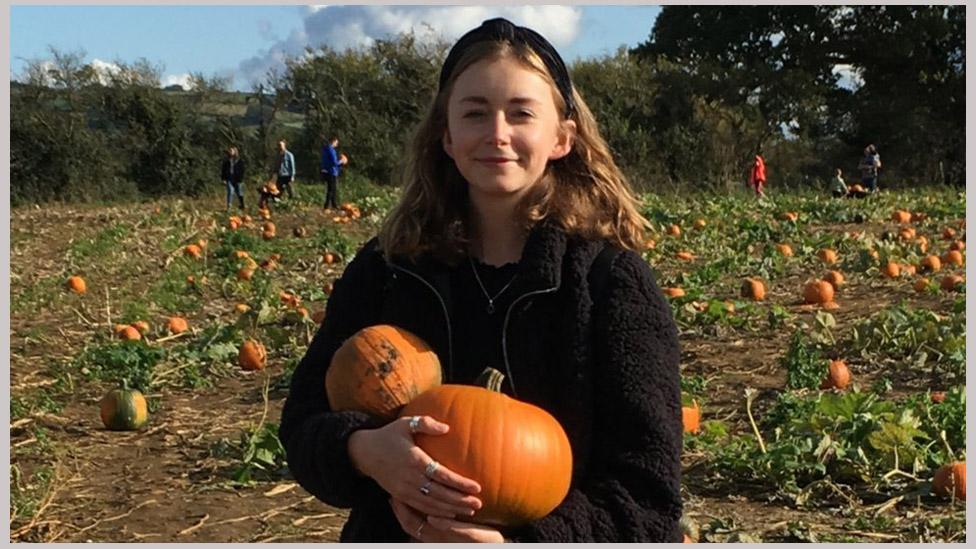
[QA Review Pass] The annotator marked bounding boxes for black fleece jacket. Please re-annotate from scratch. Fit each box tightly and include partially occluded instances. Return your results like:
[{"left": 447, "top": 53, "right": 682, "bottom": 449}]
[{"left": 278, "top": 221, "right": 684, "bottom": 542}]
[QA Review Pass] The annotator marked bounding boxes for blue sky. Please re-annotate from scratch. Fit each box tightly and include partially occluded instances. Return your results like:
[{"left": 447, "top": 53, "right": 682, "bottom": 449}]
[{"left": 10, "top": 5, "right": 662, "bottom": 91}]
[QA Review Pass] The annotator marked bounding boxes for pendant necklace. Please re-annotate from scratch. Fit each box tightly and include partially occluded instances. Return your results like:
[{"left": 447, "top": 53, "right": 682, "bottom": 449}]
[{"left": 468, "top": 256, "right": 518, "bottom": 314}]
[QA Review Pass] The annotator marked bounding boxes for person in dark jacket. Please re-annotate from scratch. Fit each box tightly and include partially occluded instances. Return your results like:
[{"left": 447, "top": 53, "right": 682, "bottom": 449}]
[
  {"left": 279, "top": 17, "right": 683, "bottom": 543},
  {"left": 320, "top": 135, "right": 347, "bottom": 211},
  {"left": 220, "top": 146, "right": 245, "bottom": 210}
]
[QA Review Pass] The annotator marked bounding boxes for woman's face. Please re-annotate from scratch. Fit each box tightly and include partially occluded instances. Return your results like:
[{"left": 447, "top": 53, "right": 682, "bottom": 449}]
[{"left": 443, "top": 56, "right": 574, "bottom": 201}]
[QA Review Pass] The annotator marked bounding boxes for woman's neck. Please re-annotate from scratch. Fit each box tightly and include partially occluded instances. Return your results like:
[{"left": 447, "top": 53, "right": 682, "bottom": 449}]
[{"left": 468, "top": 196, "right": 528, "bottom": 266}]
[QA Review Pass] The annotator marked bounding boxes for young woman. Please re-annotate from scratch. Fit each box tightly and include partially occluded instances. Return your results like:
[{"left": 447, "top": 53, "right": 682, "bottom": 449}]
[
  {"left": 279, "top": 18, "right": 683, "bottom": 542},
  {"left": 220, "top": 146, "right": 246, "bottom": 210}
]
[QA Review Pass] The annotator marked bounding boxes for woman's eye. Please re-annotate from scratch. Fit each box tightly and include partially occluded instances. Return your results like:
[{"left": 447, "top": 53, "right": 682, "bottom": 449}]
[{"left": 462, "top": 111, "right": 485, "bottom": 119}]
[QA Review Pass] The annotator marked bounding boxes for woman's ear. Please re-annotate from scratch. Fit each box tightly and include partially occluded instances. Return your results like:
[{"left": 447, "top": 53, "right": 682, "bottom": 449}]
[
  {"left": 549, "top": 119, "right": 577, "bottom": 161},
  {"left": 442, "top": 130, "right": 455, "bottom": 159}
]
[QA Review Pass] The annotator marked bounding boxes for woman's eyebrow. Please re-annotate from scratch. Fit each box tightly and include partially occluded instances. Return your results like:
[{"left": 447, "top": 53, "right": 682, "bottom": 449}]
[{"left": 459, "top": 96, "right": 541, "bottom": 105}]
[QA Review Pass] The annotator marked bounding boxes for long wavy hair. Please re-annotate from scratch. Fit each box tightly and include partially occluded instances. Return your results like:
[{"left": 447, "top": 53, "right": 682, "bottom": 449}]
[{"left": 378, "top": 39, "right": 649, "bottom": 264}]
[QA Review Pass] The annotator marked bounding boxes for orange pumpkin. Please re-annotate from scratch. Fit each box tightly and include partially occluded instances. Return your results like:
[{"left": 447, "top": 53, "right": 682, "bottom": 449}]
[
  {"left": 822, "top": 271, "right": 845, "bottom": 291},
  {"left": 693, "top": 219, "right": 706, "bottom": 230},
  {"left": 663, "top": 287, "right": 686, "bottom": 298},
  {"left": 919, "top": 255, "right": 942, "bottom": 273},
  {"left": 239, "top": 340, "right": 268, "bottom": 371},
  {"left": 682, "top": 400, "right": 701, "bottom": 434},
  {"left": 901, "top": 263, "right": 917, "bottom": 276},
  {"left": 667, "top": 224, "right": 682, "bottom": 237},
  {"left": 780, "top": 211, "right": 799, "bottom": 222},
  {"left": 916, "top": 236, "right": 929, "bottom": 253},
  {"left": 914, "top": 278, "right": 930, "bottom": 293},
  {"left": 776, "top": 243, "right": 793, "bottom": 257},
  {"left": 133, "top": 320, "right": 150, "bottom": 334},
  {"left": 820, "top": 360, "right": 851, "bottom": 390},
  {"left": 740, "top": 278, "right": 766, "bottom": 301},
  {"left": 323, "top": 252, "right": 337, "bottom": 265},
  {"left": 326, "top": 325, "right": 442, "bottom": 421},
  {"left": 942, "top": 227, "right": 957, "bottom": 240},
  {"left": 643, "top": 238, "right": 656, "bottom": 250},
  {"left": 892, "top": 210, "right": 912, "bottom": 224},
  {"left": 237, "top": 267, "right": 255, "bottom": 281},
  {"left": 803, "top": 280, "right": 834, "bottom": 304},
  {"left": 950, "top": 240, "right": 965, "bottom": 252},
  {"left": 898, "top": 227, "right": 916, "bottom": 241},
  {"left": 882, "top": 262, "right": 901, "bottom": 279},
  {"left": 66, "top": 275, "right": 87, "bottom": 294},
  {"left": 262, "top": 230, "right": 275, "bottom": 241},
  {"left": 933, "top": 462, "right": 966, "bottom": 500},
  {"left": 675, "top": 251, "right": 695, "bottom": 261},
  {"left": 167, "top": 316, "right": 189, "bottom": 334},
  {"left": 117, "top": 325, "right": 142, "bottom": 341},
  {"left": 943, "top": 250, "right": 964, "bottom": 267},
  {"left": 400, "top": 367, "right": 572, "bottom": 527},
  {"left": 234, "top": 303, "right": 250, "bottom": 314},
  {"left": 940, "top": 274, "right": 964, "bottom": 292},
  {"left": 184, "top": 244, "right": 202, "bottom": 258},
  {"left": 818, "top": 249, "right": 838, "bottom": 264}
]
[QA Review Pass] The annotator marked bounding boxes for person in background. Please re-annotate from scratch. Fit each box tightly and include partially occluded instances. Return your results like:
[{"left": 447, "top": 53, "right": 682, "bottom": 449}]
[
  {"left": 830, "top": 168, "right": 849, "bottom": 198},
  {"left": 220, "top": 146, "right": 246, "bottom": 211},
  {"left": 858, "top": 144, "right": 881, "bottom": 193},
  {"left": 748, "top": 154, "right": 766, "bottom": 197},
  {"left": 320, "top": 135, "right": 348, "bottom": 211},
  {"left": 276, "top": 139, "right": 296, "bottom": 200}
]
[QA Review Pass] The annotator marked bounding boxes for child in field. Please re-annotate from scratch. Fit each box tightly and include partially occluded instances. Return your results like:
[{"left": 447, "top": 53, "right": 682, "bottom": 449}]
[
  {"left": 279, "top": 17, "right": 682, "bottom": 543},
  {"left": 830, "top": 168, "right": 849, "bottom": 198},
  {"left": 749, "top": 154, "right": 766, "bottom": 197}
]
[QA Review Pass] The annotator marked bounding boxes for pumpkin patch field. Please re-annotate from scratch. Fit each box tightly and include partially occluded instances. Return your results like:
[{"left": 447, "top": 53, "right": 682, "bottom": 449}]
[{"left": 9, "top": 182, "right": 966, "bottom": 542}]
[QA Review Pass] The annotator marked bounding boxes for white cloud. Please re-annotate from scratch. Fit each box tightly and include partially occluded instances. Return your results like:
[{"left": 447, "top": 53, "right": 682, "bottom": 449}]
[
  {"left": 162, "top": 72, "right": 193, "bottom": 90},
  {"left": 237, "top": 5, "right": 582, "bottom": 89},
  {"left": 90, "top": 58, "right": 121, "bottom": 85}
]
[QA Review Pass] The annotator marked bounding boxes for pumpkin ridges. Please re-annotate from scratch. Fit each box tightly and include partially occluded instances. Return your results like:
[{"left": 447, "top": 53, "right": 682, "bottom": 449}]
[{"left": 100, "top": 388, "right": 149, "bottom": 431}]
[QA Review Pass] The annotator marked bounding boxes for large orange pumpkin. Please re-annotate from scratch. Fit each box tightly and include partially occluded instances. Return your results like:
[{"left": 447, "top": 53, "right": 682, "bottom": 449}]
[
  {"left": 820, "top": 360, "right": 851, "bottom": 390},
  {"left": 239, "top": 339, "right": 268, "bottom": 371},
  {"left": 740, "top": 278, "right": 766, "bottom": 301},
  {"left": 66, "top": 275, "right": 87, "bottom": 294},
  {"left": 919, "top": 255, "right": 942, "bottom": 273},
  {"left": 326, "top": 325, "right": 442, "bottom": 421},
  {"left": 933, "top": 462, "right": 966, "bottom": 500},
  {"left": 803, "top": 280, "right": 834, "bottom": 304},
  {"left": 400, "top": 367, "right": 572, "bottom": 527}
]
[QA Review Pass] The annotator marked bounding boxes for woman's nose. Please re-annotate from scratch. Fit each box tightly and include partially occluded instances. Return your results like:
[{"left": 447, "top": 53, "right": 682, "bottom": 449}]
[{"left": 485, "top": 112, "right": 512, "bottom": 146}]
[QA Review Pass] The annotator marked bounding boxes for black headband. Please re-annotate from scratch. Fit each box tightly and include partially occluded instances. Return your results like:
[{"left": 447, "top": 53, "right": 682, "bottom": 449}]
[{"left": 438, "top": 17, "right": 576, "bottom": 118}]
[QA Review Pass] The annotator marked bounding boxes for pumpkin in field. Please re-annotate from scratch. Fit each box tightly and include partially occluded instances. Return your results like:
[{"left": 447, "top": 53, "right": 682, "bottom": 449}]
[
  {"left": 235, "top": 303, "right": 250, "bottom": 314},
  {"left": 942, "top": 227, "right": 957, "bottom": 241},
  {"left": 100, "top": 387, "right": 149, "bottom": 431},
  {"left": 237, "top": 267, "right": 255, "bottom": 281},
  {"left": 682, "top": 400, "right": 701, "bottom": 434},
  {"left": 942, "top": 250, "right": 964, "bottom": 267},
  {"left": 693, "top": 219, "right": 706, "bottom": 230},
  {"left": 663, "top": 287, "right": 686, "bottom": 298},
  {"left": 933, "top": 462, "right": 966, "bottom": 500},
  {"left": 901, "top": 263, "right": 917, "bottom": 276},
  {"left": 643, "top": 238, "right": 656, "bottom": 250},
  {"left": 740, "top": 278, "right": 766, "bottom": 301},
  {"left": 780, "top": 211, "right": 799, "bottom": 222},
  {"left": 817, "top": 249, "right": 838, "bottom": 264},
  {"left": 326, "top": 325, "right": 442, "bottom": 421},
  {"left": 940, "top": 274, "right": 964, "bottom": 292},
  {"left": 184, "top": 244, "right": 202, "bottom": 258},
  {"left": 898, "top": 227, "right": 917, "bottom": 241},
  {"left": 950, "top": 240, "right": 965, "bottom": 252},
  {"left": 66, "top": 275, "right": 87, "bottom": 294},
  {"left": 322, "top": 252, "right": 337, "bottom": 265},
  {"left": 775, "top": 243, "right": 793, "bottom": 257},
  {"left": 882, "top": 262, "right": 901, "bottom": 279},
  {"left": 803, "top": 280, "right": 834, "bottom": 304},
  {"left": 822, "top": 271, "right": 845, "bottom": 291},
  {"left": 133, "top": 320, "right": 150, "bottom": 334},
  {"left": 400, "top": 367, "right": 572, "bottom": 527},
  {"left": 262, "top": 230, "right": 275, "bottom": 241},
  {"left": 117, "top": 325, "right": 142, "bottom": 341},
  {"left": 914, "top": 278, "right": 931, "bottom": 293},
  {"left": 228, "top": 216, "right": 242, "bottom": 230},
  {"left": 675, "top": 251, "right": 695, "bottom": 261},
  {"left": 820, "top": 360, "right": 850, "bottom": 390},
  {"left": 892, "top": 210, "right": 912, "bottom": 224},
  {"left": 667, "top": 224, "right": 682, "bottom": 237},
  {"left": 919, "top": 255, "right": 942, "bottom": 273},
  {"left": 238, "top": 339, "right": 267, "bottom": 371},
  {"left": 168, "top": 316, "right": 189, "bottom": 334}
]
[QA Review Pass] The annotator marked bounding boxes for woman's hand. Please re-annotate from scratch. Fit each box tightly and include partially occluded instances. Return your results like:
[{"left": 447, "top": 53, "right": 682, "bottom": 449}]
[
  {"left": 391, "top": 497, "right": 505, "bottom": 542},
  {"left": 347, "top": 415, "right": 482, "bottom": 519}
]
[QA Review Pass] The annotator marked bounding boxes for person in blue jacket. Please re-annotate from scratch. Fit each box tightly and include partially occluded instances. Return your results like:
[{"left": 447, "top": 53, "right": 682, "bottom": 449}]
[
  {"left": 276, "top": 139, "right": 296, "bottom": 200},
  {"left": 321, "top": 136, "right": 347, "bottom": 210}
]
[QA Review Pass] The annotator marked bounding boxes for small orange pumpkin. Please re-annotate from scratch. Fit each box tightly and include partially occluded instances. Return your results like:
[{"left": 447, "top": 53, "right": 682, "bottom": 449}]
[
  {"left": 693, "top": 219, "right": 706, "bottom": 230},
  {"left": 818, "top": 249, "right": 838, "bottom": 264},
  {"left": 663, "top": 287, "right": 686, "bottom": 298},
  {"left": 914, "top": 278, "right": 930, "bottom": 293},
  {"left": 118, "top": 325, "right": 142, "bottom": 341},
  {"left": 940, "top": 274, "right": 964, "bottom": 292},
  {"left": 667, "top": 224, "right": 682, "bottom": 237},
  {"left": 822, "top": 270, "right": 845, "bottom": 291},
  {"left": 66, "top": 275, "right": 87, "bottom": 294},
  {"left": 803, "top": 280, "right": 835, "bottom": 304},
  {"left": 167, "top": 316, "right": 189, "bottom": 334},
  {"left": 780, "top": 211, "right": 799, "bottom": 222},
  {"left": 237, "top": 267, "right": 255, "bottom": 281},
  {"left": 882, "top": 262, "right": 901, "bottom": 279},
  {"left": 133, "top": 320, "right": 150, "bottom": 334},
  {"left": 820, "top": 360, "right": 851, "bottom": 390},
  {"left": 892, "top": 210, "right": 912, "bottom": 224},
  {"left": 919, "top": 255, "right": 942, "bottom": 273},
  {"left": 675, "top": 251, "right": 695, "bottom": 261},
  {"left": 184, "top": 244, "right": 202, "bottom": 258},
  {"left": 942, "top": 227, "right": 957, "bottom": 240},
  {"left": 239, "top": 340, "right": 268, "bottom": 371},
  {"left": 776, "top": 243, "right": 793, "bottom": 257},
  {"left": 682, "top": 400, "right": 701, "bottom": 434},
  {"left": 933, "top": 462, "right": 966, "bottom": 500}
]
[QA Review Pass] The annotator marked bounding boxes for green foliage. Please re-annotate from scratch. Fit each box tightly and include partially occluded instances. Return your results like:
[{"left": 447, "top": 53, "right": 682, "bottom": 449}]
[
  {"left": 232, "top": 422, "right": 287, "bottom": 484},
  {"left": 781, "top": 331, "right": 827, "bottom": 390},
  {"left": 74, "top": 340, "right": 166, "bottom": 392}
]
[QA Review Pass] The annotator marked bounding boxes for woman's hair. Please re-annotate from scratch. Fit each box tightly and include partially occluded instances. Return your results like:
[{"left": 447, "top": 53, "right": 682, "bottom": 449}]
[{"left": 378, "top": 40, "right": 650, "bottom": 264}]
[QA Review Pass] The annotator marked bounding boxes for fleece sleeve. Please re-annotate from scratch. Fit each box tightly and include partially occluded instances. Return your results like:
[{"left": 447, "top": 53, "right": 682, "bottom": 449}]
[
  {"left": 509, "top": 250, "right": 684, "bottom": 542},
  {"left": 278, "top": 238, "right": 389, "bottom": 508}
]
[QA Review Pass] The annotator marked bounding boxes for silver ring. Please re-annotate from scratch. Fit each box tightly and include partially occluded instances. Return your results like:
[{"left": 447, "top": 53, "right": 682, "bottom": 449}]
[
  {"left": 408, "top": 416, "right": 421, "bottom": 433},
  {"left": 415, "top": 521, "right": 425, "bottom": 538},
  {"left": 419, "top": 480, "right": 432, "bottom": 496},
  {"left": 424, "top": 460, "right": 440, "bottom": 478}
]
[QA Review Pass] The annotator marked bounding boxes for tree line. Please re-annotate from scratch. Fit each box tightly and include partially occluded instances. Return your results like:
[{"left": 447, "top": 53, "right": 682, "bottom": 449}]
[{"left": 10, "top": 5, "right": 964, "bottom": 206}]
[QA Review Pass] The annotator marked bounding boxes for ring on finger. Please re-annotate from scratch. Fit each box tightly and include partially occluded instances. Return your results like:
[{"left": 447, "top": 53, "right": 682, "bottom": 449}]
[
  {"left": 419, "top": 480, "right": 432, "bottom": 496},
  {"left": 408, "top": 416, "right": 421, "bottom": 433},
  {"left": 424, "top": 460, "right": 440, "bottom": 478}
]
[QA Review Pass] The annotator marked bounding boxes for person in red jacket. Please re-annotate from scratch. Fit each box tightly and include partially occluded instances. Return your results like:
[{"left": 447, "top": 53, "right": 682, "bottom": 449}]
[{"left": 748, "top": 154, "right": 766, "bottom": 197}]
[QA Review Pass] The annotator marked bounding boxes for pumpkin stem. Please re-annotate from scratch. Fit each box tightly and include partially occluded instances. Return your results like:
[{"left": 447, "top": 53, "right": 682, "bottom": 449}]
[{"left": 475, "top": 367, "right": 506, "bottom": 393}]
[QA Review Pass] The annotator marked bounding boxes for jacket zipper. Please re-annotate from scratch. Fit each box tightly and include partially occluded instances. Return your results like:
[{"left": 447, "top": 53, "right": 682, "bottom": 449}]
[
  {"left": 502, "top": 285, "right": 558, "bottom": 398},
  {"left": 388, "top": 263, "right": 454, "bottom": 381}
]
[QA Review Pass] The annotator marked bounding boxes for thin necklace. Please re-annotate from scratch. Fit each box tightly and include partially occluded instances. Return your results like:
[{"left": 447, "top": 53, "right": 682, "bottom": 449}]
[{"left": 468, "top": 256, "right": 518, "bottom": 315}]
